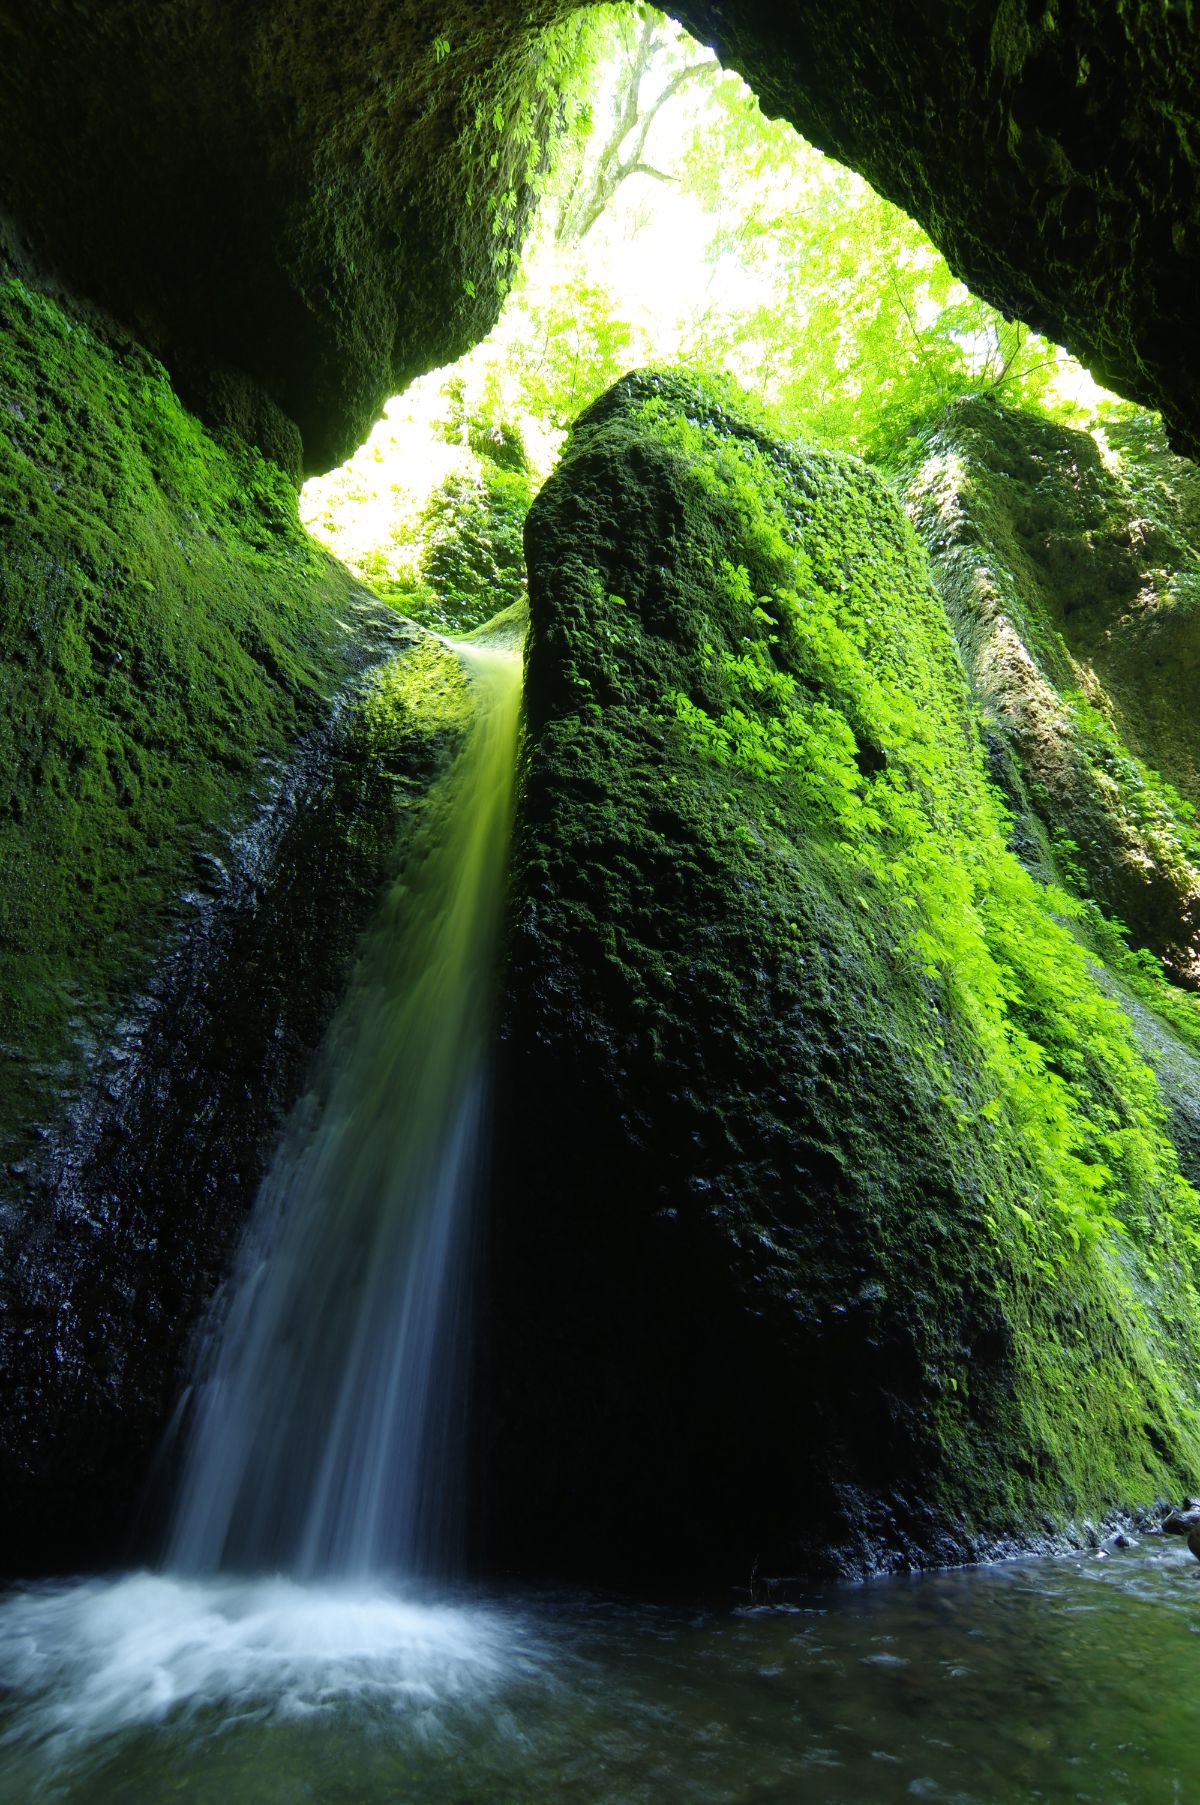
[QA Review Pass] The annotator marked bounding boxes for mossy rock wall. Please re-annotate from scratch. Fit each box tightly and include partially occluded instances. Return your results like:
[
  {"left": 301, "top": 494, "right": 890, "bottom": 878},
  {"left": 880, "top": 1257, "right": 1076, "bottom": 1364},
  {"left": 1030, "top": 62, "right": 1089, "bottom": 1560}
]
[
  {"left": 898, "top": 399, "right": 1200, "bottom": 986},
  {"left": 484, "top": 371, "right": 1200, "bottom": 1583},
  {"left": 0, "top": 273, "right": 472, "bottom": 1570},
  {"left": 0, "top": 0, "right": 576, "bottom": 470},
  {"left": 4, "top": 4, "right": 1200, "bottom": 465}
]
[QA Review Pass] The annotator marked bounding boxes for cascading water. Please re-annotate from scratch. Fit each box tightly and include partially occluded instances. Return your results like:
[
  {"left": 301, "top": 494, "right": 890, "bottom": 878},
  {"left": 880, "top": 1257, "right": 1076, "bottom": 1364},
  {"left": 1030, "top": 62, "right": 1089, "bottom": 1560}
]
[
  {"left": 0, "top": 633, "right": 540, "bottom": 1796},
  {"left": 165, "top": 635, "right": 523, "bottom": 1580},
  {"left": 3, "top": 631, "right": 1200, "bottom": 1803}
]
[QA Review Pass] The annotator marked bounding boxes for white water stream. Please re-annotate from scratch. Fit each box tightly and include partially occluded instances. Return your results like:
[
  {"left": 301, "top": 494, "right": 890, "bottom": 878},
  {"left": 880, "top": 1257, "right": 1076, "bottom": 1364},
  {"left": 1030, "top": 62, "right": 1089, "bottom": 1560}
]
[
  {"left": 164, "top": 637, "right": 523, "bottom": 1578},
  {"left": 0, "top": 638, "right": 532, "bottom": 1793},
  {"left": 1, "top": 633, "right": 1199, "bottom": 1802}
]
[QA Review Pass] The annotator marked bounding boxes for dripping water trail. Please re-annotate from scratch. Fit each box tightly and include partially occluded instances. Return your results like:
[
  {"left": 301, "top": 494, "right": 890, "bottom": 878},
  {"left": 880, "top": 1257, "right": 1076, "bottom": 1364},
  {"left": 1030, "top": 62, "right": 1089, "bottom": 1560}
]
[{"left": 164, "top": 636, "right": 523, "bottom": 1581}]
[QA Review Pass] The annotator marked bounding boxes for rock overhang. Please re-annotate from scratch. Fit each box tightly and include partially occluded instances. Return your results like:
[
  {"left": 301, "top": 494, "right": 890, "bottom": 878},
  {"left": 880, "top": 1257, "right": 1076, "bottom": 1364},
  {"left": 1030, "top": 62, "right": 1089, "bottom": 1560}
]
[{"left": 2, "top": 0, "right": 1197, "bottom": 469}]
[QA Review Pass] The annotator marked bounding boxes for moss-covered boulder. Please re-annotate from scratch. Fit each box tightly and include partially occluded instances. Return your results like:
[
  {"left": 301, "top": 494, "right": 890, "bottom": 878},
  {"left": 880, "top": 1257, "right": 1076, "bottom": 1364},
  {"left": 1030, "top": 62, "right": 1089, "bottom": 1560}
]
[
  {"left": 0, "top": 272, "right": 473, "bottom": 1570},
  {"left": 898, "top": 399, "right": 1200, "bottom": 986},
  {"left": 484, "top": 371, "right": 1200, "bottom": 1583}
]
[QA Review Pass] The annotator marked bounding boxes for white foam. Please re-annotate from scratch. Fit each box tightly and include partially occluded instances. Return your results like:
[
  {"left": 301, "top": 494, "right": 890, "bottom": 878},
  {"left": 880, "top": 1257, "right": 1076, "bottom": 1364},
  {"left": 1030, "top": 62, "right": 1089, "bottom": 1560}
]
[{"left": 0, "top": 1571, "right": 527, "bottom": 1761}]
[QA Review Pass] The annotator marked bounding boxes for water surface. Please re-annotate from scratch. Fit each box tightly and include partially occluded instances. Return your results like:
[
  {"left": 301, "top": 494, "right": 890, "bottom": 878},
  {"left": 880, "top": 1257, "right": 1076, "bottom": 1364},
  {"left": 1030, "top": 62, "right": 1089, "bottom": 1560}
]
[{"left": 1, "top": 1539, "right": 1197, "bottom": 1802}]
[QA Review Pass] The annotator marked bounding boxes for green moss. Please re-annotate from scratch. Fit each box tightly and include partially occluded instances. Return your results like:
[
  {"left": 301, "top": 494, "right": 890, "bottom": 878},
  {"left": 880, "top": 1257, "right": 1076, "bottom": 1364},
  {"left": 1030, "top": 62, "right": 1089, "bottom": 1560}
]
[
  {"left": 647, "top": 381, "right": 1200, "bottom": 1349},
  {"left": 413, "top": 460, "right": 532, "bottom": 634},
  {"left": 897, "top": 399, "right": 1200, "bottom": 994},
  {"left": 359, "top": 637, "right": 476, "bottom": 744},
  {"left": 498, "top": 370, "right": 1200, "bottom": 1575},
  {"left": 0, "top": 274, "right": 390, "bottom": 1164}
]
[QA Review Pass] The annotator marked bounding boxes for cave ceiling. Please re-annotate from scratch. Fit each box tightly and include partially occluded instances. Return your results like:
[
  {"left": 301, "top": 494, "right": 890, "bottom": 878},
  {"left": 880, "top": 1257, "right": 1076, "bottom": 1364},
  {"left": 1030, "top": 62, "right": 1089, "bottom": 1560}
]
[{"left": 1, "top": 0, "right": 1196, "bottom": 467}]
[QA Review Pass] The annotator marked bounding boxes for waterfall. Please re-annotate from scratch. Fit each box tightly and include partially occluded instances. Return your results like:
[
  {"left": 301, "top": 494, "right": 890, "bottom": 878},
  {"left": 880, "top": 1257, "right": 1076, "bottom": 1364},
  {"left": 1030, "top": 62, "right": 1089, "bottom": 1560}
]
[{"left": 163, "top": 637, "right": 522, "bottom": 1580}]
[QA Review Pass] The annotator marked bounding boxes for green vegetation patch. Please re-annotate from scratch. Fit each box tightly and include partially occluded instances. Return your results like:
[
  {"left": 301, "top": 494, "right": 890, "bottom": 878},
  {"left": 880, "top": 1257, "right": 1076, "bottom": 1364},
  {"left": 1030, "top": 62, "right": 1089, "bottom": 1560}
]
[
  {"left": 511, "top": 370, "right": 1200, "bottom": 1567},
  {"left": 897, "top": 398, "right": 1200, "bottom": 1017},
  {"left": 0, "top": 275, "right": 387, "bottom": 1165},
  {"left": 646, "top": 391, "right": 1187, "bottom": 1263}
]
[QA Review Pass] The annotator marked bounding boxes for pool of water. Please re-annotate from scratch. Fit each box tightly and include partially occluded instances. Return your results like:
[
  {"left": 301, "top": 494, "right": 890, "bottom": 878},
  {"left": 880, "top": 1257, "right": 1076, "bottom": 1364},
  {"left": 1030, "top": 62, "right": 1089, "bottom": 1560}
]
[{"left": 1, "top": 1539, "right": 1197, "bottom": 1802}]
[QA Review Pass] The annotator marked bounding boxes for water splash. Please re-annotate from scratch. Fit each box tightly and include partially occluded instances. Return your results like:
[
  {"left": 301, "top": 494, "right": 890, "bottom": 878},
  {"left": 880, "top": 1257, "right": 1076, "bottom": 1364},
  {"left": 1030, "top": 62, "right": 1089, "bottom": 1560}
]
[
  {"left": 164, "top": 638, "right": 523, "bottom": 1579},
  {"left": 0, "top": 1572, "right": 524, "bottom": 1760},
  {"left": 6, "top": 1547, "right": 1200, "bottom": 1801}
]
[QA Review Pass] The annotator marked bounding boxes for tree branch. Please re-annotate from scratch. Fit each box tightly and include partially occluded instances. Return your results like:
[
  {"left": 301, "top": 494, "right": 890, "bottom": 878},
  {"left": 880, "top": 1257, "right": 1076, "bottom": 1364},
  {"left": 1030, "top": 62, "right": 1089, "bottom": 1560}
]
[
  {"left": 622, "top": 162, "right": 679, "bottom": 184},
  {"left": 556, "top": 16, "right": 717, "bottom": 243},
  {"left": 887, "top": 270, "right": 944, "bottom": 398}
]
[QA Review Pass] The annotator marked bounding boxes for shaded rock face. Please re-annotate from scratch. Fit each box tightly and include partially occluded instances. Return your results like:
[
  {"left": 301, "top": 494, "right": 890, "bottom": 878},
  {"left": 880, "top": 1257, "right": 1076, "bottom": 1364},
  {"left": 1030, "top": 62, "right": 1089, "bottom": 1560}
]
[
  {"left": 0, "top": 272, "right": 472, "bottom": 1571},
  {"left": 2, "top": 666, "right": 463, "bottom": 1573},
  {"left": 484, "top": 372, "right": 1200, "bottom": 1584},
  {"left": 899, "top": 399, "right": 1200, "bottom": 984},
  {"left": 672, "top": 0, "right": 1200, "bottom": 457},
  {"left": 3, "top": 2, "right": 1199, "bottom": 467},
  {"left": 0, "top": 0, "right": 568, "bottom": 471}
]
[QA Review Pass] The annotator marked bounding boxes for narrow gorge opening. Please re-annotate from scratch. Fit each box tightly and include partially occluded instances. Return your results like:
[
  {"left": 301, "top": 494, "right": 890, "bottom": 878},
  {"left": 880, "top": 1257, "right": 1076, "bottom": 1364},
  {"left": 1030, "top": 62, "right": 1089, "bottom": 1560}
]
[
  {"left": 301, "top": 4, "right": 1121, "bottom": 637},
  {"left": 4, "top": 1, "right": 1200, "bottom": 1798}
]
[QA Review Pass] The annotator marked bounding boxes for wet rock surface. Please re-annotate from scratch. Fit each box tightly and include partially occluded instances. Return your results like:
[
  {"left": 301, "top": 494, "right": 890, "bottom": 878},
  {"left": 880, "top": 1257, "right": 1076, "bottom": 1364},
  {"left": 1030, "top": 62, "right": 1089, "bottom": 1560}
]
[
  {"left": 1, "top": 669, "right": 456, "bottom": 1572},
  {"left": 2, "top": 653, "right": 472, "bottom": 1581}
]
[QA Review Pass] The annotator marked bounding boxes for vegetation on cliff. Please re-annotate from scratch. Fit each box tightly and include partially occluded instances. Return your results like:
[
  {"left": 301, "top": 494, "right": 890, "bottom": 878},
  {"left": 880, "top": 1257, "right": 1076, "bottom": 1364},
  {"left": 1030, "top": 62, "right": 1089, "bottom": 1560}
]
[
  {"left": 0, "top": 272, "right": 401, "bottom": 1176},
  {"left": 897, "top": 400, "right": 1200, "bottom": 999},
  {"left": 488, "top": 371, "right": 1200, "bottom": 1578}
]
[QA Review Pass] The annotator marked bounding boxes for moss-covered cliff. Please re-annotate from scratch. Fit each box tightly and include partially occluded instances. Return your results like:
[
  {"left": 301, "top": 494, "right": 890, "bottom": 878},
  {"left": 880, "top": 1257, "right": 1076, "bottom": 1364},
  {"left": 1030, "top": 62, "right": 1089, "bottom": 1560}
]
[
  {"left": 2, "top": 272, "right": 374, "bottom": 1176},
  {"left": 485, "top": 372, "right": 1200, "bottom": 1582},
  {"left": 0, "top": 271, "right": 475, "bottom": 1568},
  {"left": 898, "top": 399, "right": 1200, "bottom": 987}
]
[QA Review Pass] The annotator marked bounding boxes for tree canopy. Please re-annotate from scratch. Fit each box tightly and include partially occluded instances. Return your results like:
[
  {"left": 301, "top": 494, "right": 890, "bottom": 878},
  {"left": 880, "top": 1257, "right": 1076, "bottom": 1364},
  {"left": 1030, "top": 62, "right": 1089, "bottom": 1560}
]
[{"left": 301, "top": 4, "right": 1141, "bottom": 610}]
